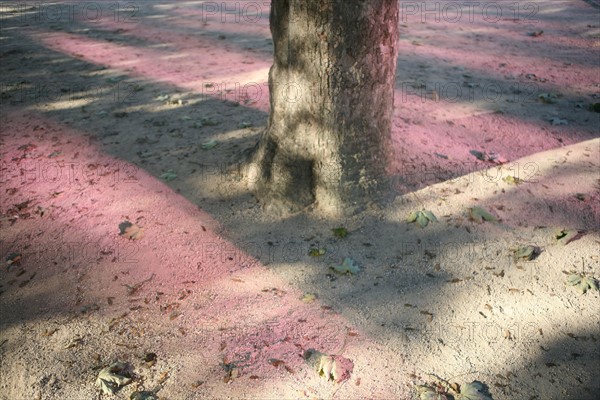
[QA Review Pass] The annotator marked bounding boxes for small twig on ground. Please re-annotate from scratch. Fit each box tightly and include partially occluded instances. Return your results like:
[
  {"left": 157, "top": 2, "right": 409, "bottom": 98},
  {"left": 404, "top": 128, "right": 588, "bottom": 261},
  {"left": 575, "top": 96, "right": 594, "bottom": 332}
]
[{"left": 123, "top": 273, "right": 155, "bottom": 295}]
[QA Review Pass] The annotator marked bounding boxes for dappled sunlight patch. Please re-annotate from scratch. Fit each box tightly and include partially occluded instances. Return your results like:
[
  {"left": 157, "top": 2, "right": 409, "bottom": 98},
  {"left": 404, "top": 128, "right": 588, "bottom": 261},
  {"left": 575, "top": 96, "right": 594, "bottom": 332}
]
[
  {"left": 379, "top": 138, "right": 599, "bottom": 397},
  {"left": 30, "top": 97, "right": 92, "bottom": 111},
  {"left": 388, "top": 87, "right": 597, "bottom": 191},
  {"left": 26, "top": 29, "right": 269, "bottom": 108},
  {"left": 386, "top": 138, "right": 599, "bottom": 229}
]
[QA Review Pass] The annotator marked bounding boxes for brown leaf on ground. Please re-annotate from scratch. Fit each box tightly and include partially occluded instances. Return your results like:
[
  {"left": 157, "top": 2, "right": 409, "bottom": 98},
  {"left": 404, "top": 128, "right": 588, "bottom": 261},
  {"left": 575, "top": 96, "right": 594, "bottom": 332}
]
[
  {"left": 119, "top": 220, "right": 145, "bottom": 240},
  {"left": 157, "top": 370, "right": 170, "bottom": 384},
  {"left": 268, "top": 358, "right": 286, "bottom": 368}
]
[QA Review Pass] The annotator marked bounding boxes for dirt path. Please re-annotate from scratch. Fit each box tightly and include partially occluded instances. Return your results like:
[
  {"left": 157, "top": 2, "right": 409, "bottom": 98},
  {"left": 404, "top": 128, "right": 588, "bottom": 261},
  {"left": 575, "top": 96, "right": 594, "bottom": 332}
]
[{"left": 1, "top": 1, "right": 599, "bottom": 399}]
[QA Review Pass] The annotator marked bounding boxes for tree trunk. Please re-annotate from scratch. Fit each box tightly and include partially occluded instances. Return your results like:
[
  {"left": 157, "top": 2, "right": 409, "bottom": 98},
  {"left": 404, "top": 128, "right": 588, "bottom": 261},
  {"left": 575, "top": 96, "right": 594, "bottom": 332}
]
[{"left": 248, "top": 0, "right": 399, "bottom": 215}]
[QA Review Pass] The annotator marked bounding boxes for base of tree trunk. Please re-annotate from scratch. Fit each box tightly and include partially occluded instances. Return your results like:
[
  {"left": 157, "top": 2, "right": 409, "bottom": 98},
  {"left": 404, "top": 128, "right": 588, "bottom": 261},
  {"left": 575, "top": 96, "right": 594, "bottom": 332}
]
[{"left": 241, "top": 129, "right": 391, "bottom": 217}]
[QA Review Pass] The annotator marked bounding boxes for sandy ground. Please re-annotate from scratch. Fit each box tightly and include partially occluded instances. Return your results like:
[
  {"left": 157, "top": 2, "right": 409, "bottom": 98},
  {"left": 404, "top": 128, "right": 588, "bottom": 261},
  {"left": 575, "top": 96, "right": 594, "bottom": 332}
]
[{"left": 1, "top": 1, "right": 599, "bottom": 399}]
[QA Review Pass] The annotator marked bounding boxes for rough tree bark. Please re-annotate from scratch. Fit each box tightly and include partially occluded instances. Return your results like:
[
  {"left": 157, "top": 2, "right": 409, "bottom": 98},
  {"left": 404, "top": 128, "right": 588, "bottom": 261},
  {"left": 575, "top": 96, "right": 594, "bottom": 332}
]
[{"left": 247, "top": 0, "right": 399, "bottom": 215}]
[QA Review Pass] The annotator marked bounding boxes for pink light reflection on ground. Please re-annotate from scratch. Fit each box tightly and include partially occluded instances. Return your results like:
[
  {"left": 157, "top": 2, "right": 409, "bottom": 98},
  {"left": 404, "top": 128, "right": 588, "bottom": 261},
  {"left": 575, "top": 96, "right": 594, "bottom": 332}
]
[
  {"left": 12, "top": 0, "right": 599, "bottom": 189},
  {"left": 0, "top": 108, "right": 363, "bottom": 393},
  {"left": 26, "top": 28, "right": 272, "bottom": 112}
]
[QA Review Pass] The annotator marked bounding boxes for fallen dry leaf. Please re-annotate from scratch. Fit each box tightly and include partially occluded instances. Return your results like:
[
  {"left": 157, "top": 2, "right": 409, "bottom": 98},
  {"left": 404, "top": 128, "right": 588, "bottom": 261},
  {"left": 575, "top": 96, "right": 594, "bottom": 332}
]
[
  {"left": 303, "top": 349, "right": 353, "bottom": 383},
  {"left": 119, "top": 220, "right": 144, "bottom": 240},
  {"left": 157, "top": 370, "right": 170, "bottom": 385},
  {"left": 95, "top": 362, "right": 132, "bottom": 395},
  {"left": 191, "top": 380, "right": 205, "bottom": 388},
  {"left": 301, "top": 293, "right": 317, "bottom": 303},
  {"left": 41, "top": 328, "right": 58, "bottom": 337},
  {"left": 268, "top": 358, "right": 286, "bottom": 368},
  {"left": 144, "top": 352, "right": 157, "bottom": 367}
]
